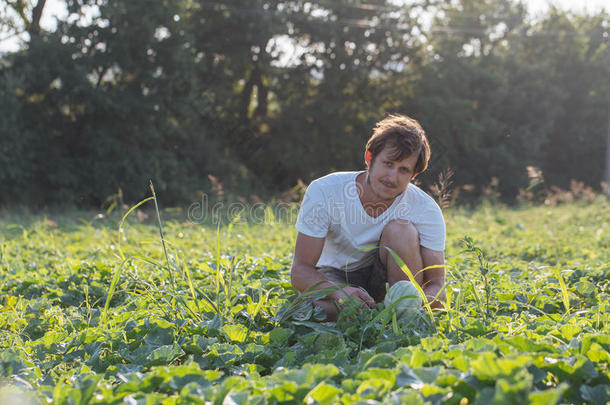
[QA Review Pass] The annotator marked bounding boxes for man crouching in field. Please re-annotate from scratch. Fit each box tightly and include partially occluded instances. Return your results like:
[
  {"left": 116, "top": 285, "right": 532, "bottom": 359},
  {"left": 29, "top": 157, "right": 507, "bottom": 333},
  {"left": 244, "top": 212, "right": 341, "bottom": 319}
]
[{"left": 291, "top": 114, "right": 446, "bottom": 321}]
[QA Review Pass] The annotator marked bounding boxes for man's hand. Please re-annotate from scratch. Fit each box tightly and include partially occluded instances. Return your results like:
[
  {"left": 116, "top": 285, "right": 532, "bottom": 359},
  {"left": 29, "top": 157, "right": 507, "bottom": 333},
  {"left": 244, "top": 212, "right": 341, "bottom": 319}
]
[
  {"left": 291, "top": 233, "right": 376, "bottom": 320},
  {"left": 423, "top": 285, "right": 446, "bottom": 309},
  {"left": 329, "top": 286, "right": 376, "bottom": 309}
]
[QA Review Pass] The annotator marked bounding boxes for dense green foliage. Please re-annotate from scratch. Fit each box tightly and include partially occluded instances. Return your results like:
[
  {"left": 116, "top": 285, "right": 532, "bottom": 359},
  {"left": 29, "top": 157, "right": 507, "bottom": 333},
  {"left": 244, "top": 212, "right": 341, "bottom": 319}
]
[
  {"left": 0, "top": 198, "right": 608, "bottom": 403},
  {"left": 0, "top": 0, "right": 608, "bottom": 206}
]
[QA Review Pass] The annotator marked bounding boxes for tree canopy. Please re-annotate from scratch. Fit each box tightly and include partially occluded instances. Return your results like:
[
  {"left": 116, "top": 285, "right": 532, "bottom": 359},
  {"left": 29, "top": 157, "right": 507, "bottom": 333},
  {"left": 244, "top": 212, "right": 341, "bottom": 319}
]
[{"left": 1, "top": 0, "right": 608, "bottom": 206}]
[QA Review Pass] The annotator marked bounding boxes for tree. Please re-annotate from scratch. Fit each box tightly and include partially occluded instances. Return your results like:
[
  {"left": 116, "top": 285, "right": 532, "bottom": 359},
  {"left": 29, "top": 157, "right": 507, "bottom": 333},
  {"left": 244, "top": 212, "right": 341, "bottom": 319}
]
[
  {"left": 405, "top": 0, "right": 532, "bottom": 195},
  {"left": 0, "top": 0, "right": 47, "bottom": 43},
  {"left": 2, "top": 0, "right": 232, "bottom": 205},
  {"left": 527, "top": 10, "right": 610, "bottom": 188},
  {"left": 1, "top": 0, "right": 608, "bottom": 206},
  {"left": 248, "top": 0, "right": 430, "bottom": 188}
]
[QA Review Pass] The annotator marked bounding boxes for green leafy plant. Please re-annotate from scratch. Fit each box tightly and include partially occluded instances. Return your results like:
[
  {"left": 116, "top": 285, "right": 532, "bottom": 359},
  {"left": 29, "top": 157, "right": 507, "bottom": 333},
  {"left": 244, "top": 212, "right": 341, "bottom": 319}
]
[
  {"left": 0, "top": 200, "right": 608, "bottom": 404},
  {"left": 461, "top": 235, "right": 494, "bottom": 325}
]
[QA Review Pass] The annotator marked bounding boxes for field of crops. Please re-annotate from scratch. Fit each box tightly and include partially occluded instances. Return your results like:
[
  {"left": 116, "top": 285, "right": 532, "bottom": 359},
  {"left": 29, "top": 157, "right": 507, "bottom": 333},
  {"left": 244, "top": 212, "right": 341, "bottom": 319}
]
[{"left": 0, "top": 198, "right": 609, "bottom": 404}]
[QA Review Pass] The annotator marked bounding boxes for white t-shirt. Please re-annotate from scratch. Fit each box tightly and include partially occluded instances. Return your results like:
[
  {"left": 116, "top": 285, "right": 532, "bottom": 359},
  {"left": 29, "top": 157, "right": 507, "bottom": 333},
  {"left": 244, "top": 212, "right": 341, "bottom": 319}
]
[{"left": 295, "top": 171, "right": 445, "bottom": 270}]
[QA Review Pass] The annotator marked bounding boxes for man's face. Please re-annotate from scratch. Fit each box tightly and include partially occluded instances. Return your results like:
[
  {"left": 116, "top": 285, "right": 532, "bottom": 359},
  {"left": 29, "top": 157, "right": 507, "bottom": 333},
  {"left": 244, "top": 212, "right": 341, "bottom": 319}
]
[{"left": 367, "top": 147, "right": 418, "bottom": 201}]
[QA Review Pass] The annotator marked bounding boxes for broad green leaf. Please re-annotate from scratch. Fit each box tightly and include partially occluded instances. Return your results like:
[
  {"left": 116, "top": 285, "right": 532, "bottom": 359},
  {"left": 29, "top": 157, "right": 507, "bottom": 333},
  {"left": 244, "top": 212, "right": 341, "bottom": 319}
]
[
  {"left": 413, "top": 367, "right": 443, "bottom": 384},
  {"left": 146, "top": 344, "right": 184, "bottom": 367},
  {"left": 573, "top": 280, "right": 595, "bottom": 296},
  {"left": 502, "top": 336, "right": 556, "bottom": 353},
  {"left": 267, "top": 382, "right": 298, "bottom": 402},
  {"left": 559, "top": 324, "right": 580, "bottom": 340},
  {"left": 268, "top": 327, "right": 293, "bottom": 346},
  {"left": 580, "top": 384, "right": 610, "bottom": 405},
  {"left": 471, "top": 353, "right": 532, "bottom": 381},
  {"left": 395, "top": 365, "right": 424, "bottom": 388},
  {"left": 581, "top": 334, "right": 610, "bottom": 354},
  {"left": 528, "top": 385, "right": 566, "bottom": 405},
  {"left": 356, "top": 368, "right": 396, "bottom": 383},
  {"left": 222, "top": 324, "right": 248, "bottom": 343},
  {"left": 305, "top": 383, "right": 342, "bottom": 405},
  {"left": 584, "top": 344, "right": 610, "bottom": 363},
  {"left": 491, "top": 370, "right": 532, "bottom": 404}
]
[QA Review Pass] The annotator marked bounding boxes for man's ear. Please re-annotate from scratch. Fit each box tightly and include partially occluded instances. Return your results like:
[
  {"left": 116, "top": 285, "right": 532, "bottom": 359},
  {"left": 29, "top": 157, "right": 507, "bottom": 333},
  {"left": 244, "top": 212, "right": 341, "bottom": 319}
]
[
  {"left": 412, "top": 173, "right": 418, "bottom": 180},
  {"left": 365, "top": 150, "right": 372, "bottom": 166}
]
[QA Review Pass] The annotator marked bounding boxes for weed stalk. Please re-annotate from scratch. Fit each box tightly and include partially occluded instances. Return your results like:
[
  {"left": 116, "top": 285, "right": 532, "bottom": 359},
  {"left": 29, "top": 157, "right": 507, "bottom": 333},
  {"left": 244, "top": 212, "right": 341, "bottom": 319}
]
[
  {"left": 461, "top": 236, "right": 493, "bottom": 325},
  {"left": 149, "top": 181, "right": 175, "bottom": 289}
]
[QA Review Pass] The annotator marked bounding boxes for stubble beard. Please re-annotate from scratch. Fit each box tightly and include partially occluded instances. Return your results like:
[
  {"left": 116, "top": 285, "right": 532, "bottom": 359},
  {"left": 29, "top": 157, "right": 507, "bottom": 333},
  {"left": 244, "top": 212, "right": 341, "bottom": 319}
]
[{"left": 365, "top": 170, "right": 405, "bottom": 203}]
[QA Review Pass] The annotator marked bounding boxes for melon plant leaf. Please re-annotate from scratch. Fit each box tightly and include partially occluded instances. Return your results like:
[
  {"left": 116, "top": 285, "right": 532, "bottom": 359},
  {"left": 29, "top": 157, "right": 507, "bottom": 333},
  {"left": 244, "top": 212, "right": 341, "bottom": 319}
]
[
  {"left": 395, "top": 365, "right": 424, "bottom": 388},
  {"left": 579, "top": 384, "right": 610, "bottom": 405},
  {"left": 528, "top": 385, "right": 566, "bottom": 405},
  {"left": 306, "top": 382, "right": 342, "bottom": 405},
  {"left": 221, "top": 324, "right": 248, "bottom": 343}
]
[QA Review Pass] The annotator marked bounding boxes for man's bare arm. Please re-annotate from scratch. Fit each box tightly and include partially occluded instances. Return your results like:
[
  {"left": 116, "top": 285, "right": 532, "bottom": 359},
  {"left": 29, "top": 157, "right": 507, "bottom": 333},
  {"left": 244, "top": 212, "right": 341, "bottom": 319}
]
[
  {"left": 291, "top": 232, "right": 375, "bottom": 307},
  {"left": 291, "top": 232, "right": 328, "bottom": 293},
  {"left": 420, "top": 247, "right": 446, "bottom": 309}
]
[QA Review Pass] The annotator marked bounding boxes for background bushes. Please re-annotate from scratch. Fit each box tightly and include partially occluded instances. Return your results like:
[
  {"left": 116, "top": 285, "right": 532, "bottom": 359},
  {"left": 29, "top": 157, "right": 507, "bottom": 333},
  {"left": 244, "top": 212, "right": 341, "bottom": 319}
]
[{"left": 0, "top": 0, "right": 608, "bottom": 206}]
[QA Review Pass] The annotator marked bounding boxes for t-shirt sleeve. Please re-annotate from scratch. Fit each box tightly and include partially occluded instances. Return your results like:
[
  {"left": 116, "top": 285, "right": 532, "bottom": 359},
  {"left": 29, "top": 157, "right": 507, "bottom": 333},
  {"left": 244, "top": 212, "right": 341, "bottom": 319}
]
[
  {"left": 416, "top": 203, "right": 446, "bottom": 251},
  {"left": 295, "top": 181, "right": 330, "bottom": 238}
]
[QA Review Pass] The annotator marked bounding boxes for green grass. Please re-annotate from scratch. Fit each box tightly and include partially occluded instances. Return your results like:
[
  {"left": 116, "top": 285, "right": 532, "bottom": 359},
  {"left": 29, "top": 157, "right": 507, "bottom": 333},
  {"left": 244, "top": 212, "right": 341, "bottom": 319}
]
[{"left": 0, "top": 197, "right": 609, "bottom": 404}]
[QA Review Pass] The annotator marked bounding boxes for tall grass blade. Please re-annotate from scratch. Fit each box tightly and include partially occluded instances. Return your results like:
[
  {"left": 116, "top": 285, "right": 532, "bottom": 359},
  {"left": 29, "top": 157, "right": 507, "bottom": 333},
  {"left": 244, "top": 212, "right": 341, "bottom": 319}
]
[
  {"left": 450, "top": 264, "right": 485, "bottom": 321},
  {"left": 117, "top": 197, "right": 154, "bottom": 260},
  {"left": 102, "top": 258, "right": 131, "bottom": 324},
  {"left": 552, "top": 267, "right": 571, "bottom": 314},
  {"left": 391, "top": 310, "right": 399, "bottom": 335},
  {"left": 415, "top": 264, "right": 445, "bottom": 278},
  {"left": 214, "top": 222, "right": 225, "bottom": 307},
  {"left": 149, "top": 181, "right": 175, "bottom": 288},
  {"left": 251, "top": 288, "right": 273, "bottom": 320},
  {"left": 225, "top": 257, "right": 235, "bottom": 310},
  {"left": 184, "top": 266, "right": 197, "bottom": 301},
  {"left": 194, "top": 286, "right": 220, "bottom": 314}
]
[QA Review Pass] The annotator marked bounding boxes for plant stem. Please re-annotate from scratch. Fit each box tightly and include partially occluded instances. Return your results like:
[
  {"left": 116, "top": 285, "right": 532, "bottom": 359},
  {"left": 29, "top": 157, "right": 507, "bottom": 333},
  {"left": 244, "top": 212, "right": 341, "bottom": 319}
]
[{"left": 149, "top": 180, "right": 175, "bottom": 289}]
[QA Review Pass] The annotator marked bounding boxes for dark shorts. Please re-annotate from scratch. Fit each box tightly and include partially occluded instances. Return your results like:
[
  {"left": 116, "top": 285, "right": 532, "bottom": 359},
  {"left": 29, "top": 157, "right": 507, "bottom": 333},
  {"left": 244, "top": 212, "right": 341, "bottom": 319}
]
[{"left": 317, "top": 250, "right": 388, "bottom": 302}]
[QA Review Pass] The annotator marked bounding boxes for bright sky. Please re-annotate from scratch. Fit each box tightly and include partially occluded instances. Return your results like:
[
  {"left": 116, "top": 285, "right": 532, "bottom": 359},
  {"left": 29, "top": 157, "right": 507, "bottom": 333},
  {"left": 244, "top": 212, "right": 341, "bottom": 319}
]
[
  {"left": 1, "top": 0, "right": 608, "bottom": 52},
  {"left": 527, "top": 0, "right": 609, "bottom": 15}
]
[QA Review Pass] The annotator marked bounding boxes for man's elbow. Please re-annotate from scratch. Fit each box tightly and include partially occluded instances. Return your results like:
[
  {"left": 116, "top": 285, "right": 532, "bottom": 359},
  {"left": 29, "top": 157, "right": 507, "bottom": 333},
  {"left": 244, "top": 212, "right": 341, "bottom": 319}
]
[
  {"left": 290, "top": 262, "right": 304, "bottom": 291},
  {"left": 290, "top": 265, "right": 297, "bottom": 288}
]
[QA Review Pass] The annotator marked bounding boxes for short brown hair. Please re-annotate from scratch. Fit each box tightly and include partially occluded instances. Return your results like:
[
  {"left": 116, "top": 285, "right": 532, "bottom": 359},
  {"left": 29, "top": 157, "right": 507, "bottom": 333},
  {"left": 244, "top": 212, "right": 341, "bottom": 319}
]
[{"left": 366, "top": 114, "right": 430, "bottom": 175}]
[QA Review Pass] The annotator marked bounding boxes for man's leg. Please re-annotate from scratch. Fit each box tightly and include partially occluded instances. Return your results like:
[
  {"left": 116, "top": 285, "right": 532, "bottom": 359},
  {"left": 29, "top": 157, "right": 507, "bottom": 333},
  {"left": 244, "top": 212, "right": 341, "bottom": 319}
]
[{"left": 378, "top": 219, "right": 424, "bottom": 286}]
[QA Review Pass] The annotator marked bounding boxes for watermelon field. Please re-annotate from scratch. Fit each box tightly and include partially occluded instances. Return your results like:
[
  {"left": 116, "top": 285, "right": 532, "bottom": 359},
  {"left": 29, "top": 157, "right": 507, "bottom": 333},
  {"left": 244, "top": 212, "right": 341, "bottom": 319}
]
[{"left": 0, "top": 197, "right": 609, "bottom": 404}]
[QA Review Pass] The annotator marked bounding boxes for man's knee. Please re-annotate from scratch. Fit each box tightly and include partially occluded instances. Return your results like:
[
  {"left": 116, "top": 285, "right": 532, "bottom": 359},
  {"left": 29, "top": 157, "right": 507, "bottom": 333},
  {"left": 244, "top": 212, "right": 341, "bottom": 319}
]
[
  {"left": 379, "top": 219, "right": 423, "bottom": 285},
  {"left": 380, "top": 219, "right": 419, "bottom": 246}
]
